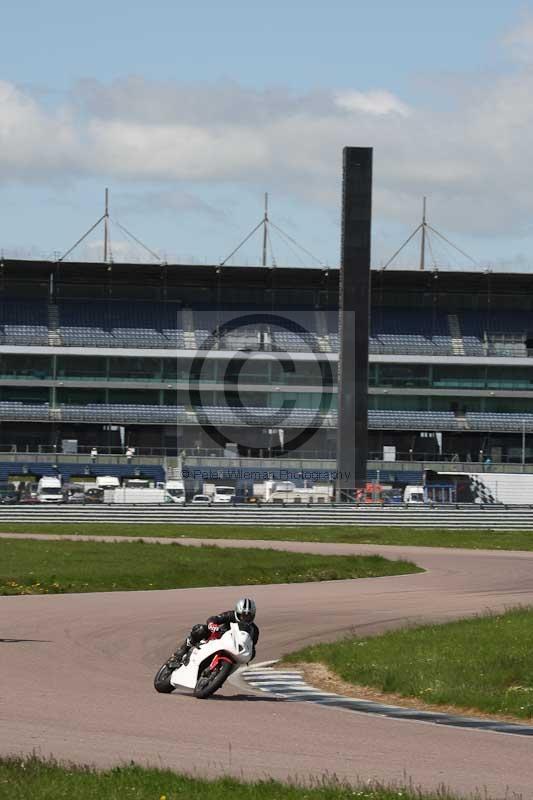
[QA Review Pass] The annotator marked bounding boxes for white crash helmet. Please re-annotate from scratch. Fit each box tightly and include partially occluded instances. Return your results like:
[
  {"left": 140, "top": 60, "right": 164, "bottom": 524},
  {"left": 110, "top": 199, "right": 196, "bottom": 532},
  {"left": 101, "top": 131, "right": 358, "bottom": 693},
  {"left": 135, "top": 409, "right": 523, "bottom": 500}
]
[{"left": 235, "top": 597, "right": 256, "bottom": 623}]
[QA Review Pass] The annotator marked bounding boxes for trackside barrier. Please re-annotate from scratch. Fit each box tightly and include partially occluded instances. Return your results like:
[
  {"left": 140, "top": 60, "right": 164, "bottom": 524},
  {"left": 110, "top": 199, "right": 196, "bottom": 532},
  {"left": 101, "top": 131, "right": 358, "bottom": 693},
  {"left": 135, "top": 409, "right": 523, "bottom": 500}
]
[{"left": 2, "top": 505, "right": 533, "bottom": 529}]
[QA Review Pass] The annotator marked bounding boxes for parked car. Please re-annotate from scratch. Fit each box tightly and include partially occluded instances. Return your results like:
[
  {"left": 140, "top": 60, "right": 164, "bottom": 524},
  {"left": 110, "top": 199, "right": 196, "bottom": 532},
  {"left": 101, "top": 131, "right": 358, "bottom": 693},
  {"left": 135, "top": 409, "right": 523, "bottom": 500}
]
[
  {"left": 19, "top": 482, "right": 39, "bottom": 504},
  {"left": 84, "top": 487, "right": 104, "bottom": 504},
  {"left": 63, "top": 483, "right": 86, "bottom": 504},
  {"left": 190, "top": 494, "right": 212, "bottom": 506},
  {"left": 0, "top": 482, "right": 19, "bottom": 504}
]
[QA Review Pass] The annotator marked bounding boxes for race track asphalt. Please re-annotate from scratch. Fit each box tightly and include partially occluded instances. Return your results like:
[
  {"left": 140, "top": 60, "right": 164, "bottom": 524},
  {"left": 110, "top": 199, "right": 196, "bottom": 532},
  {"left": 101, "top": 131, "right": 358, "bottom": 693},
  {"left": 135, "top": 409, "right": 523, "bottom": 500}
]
[{"left": 2, "top": 535, "right": 533, "bottom": 798}]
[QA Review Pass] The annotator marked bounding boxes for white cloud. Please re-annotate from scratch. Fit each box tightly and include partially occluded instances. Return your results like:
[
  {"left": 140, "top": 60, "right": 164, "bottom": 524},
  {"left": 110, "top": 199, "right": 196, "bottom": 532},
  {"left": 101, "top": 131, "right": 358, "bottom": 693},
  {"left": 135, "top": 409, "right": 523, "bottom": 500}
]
[
  {"left": 3, "top": 30, "right": 533, "bottom": 244},
  {"left": 503, "top": 12, "right": 533, "bottom": 64},
  {"left": 0, "top": 81, "right": 78, "bottom": 179},
  {"left": 334, "top": 89, "right": 410, "bottom": 116}
]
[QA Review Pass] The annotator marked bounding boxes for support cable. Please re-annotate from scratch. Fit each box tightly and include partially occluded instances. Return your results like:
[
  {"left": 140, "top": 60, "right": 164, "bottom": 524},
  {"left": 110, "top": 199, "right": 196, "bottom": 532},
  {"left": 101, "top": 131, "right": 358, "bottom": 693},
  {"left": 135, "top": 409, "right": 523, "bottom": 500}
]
[
  {"left": 57, "top": 215, "right": 106, "bottom": 262},
  {"left": 219, "top": 196, "right": 326, "bottom": 267},
  {"left": 219, "top": 219, "right": 265, "bottom": 266},
  {"left": 271, "top": 225, "right": 306, "bottom": 266},
  {"left": 382, "top": 224, "right": 423, "bottom": 271},
  {"left": 269, "top": 220, "right": 326, "bottom": 267},
  {"left": 111, "top": 217, "right": 162, "bottom": 263},
  {"left": 427, "top": 224, "right": 478, "bottom": 266}
]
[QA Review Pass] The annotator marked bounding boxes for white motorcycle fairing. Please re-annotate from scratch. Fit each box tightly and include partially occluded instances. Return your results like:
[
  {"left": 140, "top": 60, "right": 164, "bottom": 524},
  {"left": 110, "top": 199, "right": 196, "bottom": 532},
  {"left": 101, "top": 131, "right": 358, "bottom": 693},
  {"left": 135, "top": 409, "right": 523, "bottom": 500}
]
[{"left": 170, "top": 623, "right": 254, "bottom": 690}]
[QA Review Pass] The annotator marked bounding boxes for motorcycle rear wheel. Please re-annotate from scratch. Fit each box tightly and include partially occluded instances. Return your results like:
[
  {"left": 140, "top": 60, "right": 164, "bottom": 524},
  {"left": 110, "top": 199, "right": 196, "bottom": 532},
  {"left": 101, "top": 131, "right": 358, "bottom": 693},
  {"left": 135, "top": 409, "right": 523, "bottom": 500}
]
[
  {"left": 153, "top": 663, "right": 176, "bottom": 693},
  {"left": 193, "top": 660, "right": 233, "bottom": 699}
]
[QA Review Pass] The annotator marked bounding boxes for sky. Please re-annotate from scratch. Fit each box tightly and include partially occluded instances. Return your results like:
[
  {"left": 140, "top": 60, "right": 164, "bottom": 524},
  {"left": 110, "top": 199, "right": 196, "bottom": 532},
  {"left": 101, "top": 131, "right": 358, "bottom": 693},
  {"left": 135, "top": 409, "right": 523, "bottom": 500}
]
[{"left": 1, "top": 0, "right": 533, "bottom": 269}]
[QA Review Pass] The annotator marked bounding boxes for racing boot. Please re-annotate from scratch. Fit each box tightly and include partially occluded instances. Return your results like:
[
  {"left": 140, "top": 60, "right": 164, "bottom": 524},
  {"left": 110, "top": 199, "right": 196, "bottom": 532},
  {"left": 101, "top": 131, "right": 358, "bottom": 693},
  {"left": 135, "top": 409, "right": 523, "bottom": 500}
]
[{"left": 166, "top": 638, "right": 191, "bottom": 669}]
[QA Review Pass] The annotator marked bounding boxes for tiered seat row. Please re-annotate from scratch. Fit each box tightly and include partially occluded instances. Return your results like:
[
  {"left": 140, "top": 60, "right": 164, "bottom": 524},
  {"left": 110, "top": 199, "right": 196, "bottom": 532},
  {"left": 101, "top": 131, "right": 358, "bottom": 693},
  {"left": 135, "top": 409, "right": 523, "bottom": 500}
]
[
  {"left": 466, "top": 412, "right": 533, "bottom": 432},
  {"left": 193, "top": 405, "right": 336, "bottom": 428},
  {"left": 59, "top": 301, "right": 186, "bottom": 348},
  {"left": 3, "top": 401, "right": 533, "bottom": 432},
  {"left": 0, "top": 462, "right": 165, "bottom": 483},
  {"left": 2, "top": 299, "right": 533, "bottom": 357},
  {"left": 0, "top": 402, "right": 488, "bottom": 431},
  {"left": 0, "top": 401, "right": 50, "bottom": 419},
  {"left": 459, "top": 311, "right": 533, "bottom": 356},
  {"left": 0, "top": 300, "right": 48, "bottom": 345},
  {"left": 368, "top": 410, "right": 459, "bottom": 430},
  {"left": 369, "top": 309, "right": 454, "bottom": 354},
  {"left": 59, "top": 404, "right": 187, "bottom": 424},
  {"left": 57, "top": 404, "right": 337, "bottom": 427}
]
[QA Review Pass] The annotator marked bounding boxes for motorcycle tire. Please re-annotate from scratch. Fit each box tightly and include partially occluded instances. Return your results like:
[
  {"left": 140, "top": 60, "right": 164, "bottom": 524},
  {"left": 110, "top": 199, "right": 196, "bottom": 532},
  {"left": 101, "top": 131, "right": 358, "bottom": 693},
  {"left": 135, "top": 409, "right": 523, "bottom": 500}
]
[
  {"left": 193, "top": 660, "right": 233, "bottom": 699},
  {"left": 153, "top": 663, "right": 176, "bottom": 694}
]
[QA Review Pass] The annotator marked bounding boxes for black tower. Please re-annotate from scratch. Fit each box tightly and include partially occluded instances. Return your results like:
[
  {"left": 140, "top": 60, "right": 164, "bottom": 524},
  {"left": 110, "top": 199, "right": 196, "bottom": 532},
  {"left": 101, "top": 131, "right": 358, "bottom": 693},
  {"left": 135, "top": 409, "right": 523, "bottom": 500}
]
[{"left": 336, "top": 146, "right": 373, "bottom": 499}]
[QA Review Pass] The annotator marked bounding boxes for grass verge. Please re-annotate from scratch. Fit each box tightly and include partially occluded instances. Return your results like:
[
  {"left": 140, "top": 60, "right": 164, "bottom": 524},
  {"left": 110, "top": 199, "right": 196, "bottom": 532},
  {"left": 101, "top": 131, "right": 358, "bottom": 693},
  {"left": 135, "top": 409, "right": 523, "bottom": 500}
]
[
  {"left": 1, "top": 522, "right": 533, "bottom": 550},
  {"left": 283, "top": 607, "right": 533, "bottom": 720},
  {"left": 0, "top": 755, "right": 470, "bottom": 800},
  {"left": 0, "top": 537, "right": 420, "bottom": 595}
]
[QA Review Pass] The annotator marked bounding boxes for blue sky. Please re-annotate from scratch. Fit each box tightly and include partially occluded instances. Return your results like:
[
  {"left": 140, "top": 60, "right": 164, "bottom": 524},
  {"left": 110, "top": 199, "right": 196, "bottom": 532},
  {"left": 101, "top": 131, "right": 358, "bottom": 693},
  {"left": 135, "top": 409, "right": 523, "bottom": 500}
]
[{"left": 1, "top": 1, "right": 533, "bottom": 268}]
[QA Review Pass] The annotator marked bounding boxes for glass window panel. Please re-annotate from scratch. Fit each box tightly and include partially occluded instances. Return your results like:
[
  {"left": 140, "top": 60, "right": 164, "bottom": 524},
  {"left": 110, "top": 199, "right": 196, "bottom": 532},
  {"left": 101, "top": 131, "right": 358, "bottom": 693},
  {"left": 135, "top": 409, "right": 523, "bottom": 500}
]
[
  {"left": 57, "top": 388, "right": 106, "bottom": 404},
  {"left": 108, "top": 389, "right": 159, "bottom": 404},
  {"left": 1, "top": 386, "right": 49, "bottom": 402},
  {"left": 57, "top": 356, "right": 106, "bottom": 380},
  {"left": 0, "top": 354, "right": 51, "bottom": 379},
  {"left": 108, "top": 357, "right": 160, "bottom": 380}
]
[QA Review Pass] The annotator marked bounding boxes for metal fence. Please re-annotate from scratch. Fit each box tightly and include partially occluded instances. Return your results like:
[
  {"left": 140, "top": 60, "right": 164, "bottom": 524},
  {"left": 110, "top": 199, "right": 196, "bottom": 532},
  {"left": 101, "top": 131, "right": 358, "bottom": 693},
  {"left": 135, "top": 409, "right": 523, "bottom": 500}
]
[{"left": 2, "top": 504, "right": 533, "bottom": 528}]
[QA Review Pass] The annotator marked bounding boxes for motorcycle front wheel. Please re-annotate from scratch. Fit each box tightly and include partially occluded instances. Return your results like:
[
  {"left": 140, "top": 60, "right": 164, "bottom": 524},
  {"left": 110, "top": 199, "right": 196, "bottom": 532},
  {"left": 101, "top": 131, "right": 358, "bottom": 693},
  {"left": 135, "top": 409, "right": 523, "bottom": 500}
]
[
  {"left": 193, "top": 660, "right": 233, "bottom": 699},
  {"left": 153, "top": 663, "right": 176, "bottom": 694}
]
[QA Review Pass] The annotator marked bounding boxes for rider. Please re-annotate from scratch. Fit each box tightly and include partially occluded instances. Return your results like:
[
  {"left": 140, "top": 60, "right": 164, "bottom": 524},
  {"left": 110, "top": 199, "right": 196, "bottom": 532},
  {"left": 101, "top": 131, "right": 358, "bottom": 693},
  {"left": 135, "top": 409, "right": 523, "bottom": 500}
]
[{"left": 168, "top": 597, "right": 259, "bottom": 668}]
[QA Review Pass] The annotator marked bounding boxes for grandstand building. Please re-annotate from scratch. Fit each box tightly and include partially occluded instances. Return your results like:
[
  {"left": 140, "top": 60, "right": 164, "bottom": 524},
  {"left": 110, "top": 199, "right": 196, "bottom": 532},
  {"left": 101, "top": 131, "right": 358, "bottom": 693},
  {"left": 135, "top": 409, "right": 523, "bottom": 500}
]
[{"left": 1, "top": 258, "right": 533, "bottom": 470}]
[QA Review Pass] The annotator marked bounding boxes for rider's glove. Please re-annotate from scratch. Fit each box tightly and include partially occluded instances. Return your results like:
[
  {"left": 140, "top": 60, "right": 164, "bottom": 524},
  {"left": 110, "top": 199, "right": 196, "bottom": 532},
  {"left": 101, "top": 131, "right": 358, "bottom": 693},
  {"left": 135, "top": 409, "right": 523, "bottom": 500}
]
[{"left": 208, "top": 622, "right": 221, "bottom": 633}]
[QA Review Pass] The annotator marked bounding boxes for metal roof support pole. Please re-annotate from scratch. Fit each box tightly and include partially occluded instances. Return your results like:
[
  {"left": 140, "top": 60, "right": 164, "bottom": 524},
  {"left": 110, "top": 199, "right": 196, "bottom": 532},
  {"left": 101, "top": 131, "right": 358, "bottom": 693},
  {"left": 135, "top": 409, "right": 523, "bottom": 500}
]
[
  {"left": 262, "top": 192, "right": 268, "bottom": 267},
  {"left": 104, "top": 188, "right": 109, "bottom": 264},
  {"left": 420, "top": 196, "right": 427, "bottom": 271}
]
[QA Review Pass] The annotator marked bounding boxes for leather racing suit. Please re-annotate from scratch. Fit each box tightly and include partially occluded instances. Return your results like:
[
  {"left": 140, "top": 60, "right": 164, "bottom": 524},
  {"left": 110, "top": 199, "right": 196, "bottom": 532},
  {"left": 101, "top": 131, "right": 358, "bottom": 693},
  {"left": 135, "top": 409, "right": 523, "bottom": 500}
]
[{"left": 171, "top": 610, "right": 259, "bottom": 667}]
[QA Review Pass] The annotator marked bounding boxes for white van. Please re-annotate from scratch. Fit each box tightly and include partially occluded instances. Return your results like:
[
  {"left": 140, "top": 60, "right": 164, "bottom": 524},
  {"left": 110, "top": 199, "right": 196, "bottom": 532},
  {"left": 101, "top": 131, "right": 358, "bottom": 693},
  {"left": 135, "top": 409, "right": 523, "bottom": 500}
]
[
  {"left": 95, "top": 476, "right": 120, "bottom": 491},
  {"left": 123, "top": 478, "right": 151, "bottom": 489},
  {"left": 403, "top": 485, "right": 426, "bottom": 505},
  {"left": 212, "top": 486, "right": 235, "bottom": 504},
  {"left": 164, "top": 479, "right": 186, "bottom": 505},
  {"left": 37, "top": 476, "right": 63, "bottom": 503}
]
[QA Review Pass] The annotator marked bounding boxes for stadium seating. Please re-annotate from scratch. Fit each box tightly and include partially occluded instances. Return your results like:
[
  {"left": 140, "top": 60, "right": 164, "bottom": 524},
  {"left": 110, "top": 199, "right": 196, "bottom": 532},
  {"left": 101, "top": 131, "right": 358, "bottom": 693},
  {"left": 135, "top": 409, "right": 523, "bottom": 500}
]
[
  {"left": 0, "top": 401, "right": 463, "bottom": 431},
  {"left": 58, "top": 301, "right": 185, "bottom": 348},
  {"left": 368, "top": 410, "right": 459, "bottom": 430},
  {"left": 466, "top": 412, "right": 533, "bottom": 432},
  {"left": 0, "top": 461, "right": 165, "bottom": 483},
  {"left": 0, "top": 300, "right": 49, "bottom": 345},
  {"left": 193, "top": 404, "right": 336, "bottom": 427},
  {"left": 2, "top": 297, "right": 531, "bottom": 357},
  {"left": 369, "top": 309, "right": 454, "bottom": 355},
  {"left": 459, "top": 311, "right": 533, "bottom": 356},
  {"left": 0, "top": 401, "right": 50, "bottom": 419},
  {"left": 5, "top": 399, "right": 533, "bottom": 434},
  {"left": 367, "top": 468, "right": 422, "bottom": 484}
]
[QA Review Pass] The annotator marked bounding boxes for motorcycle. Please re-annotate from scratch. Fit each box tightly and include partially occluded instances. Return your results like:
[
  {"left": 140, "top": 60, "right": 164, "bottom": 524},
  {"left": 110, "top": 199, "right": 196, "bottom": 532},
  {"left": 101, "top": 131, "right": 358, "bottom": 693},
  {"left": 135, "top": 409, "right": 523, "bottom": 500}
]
[{"left": 153, "top": 622, "right": 254, "bottom": 699}]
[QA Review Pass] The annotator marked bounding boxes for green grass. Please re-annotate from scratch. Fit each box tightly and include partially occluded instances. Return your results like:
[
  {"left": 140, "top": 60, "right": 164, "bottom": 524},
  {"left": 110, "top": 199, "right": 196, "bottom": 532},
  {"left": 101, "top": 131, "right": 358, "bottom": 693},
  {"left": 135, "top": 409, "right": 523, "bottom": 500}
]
[
  {"left": 0, "top": 538, "right": 420, "bottom": 595},
  {"left": 2, "top": 522, "right": 533, "bottom": 550},
  {"left": 284, "top": 607, "right": 533, "bottom": 719},
  {"left": 0, "top": 756, "right": 470, "bottom": 800}
]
